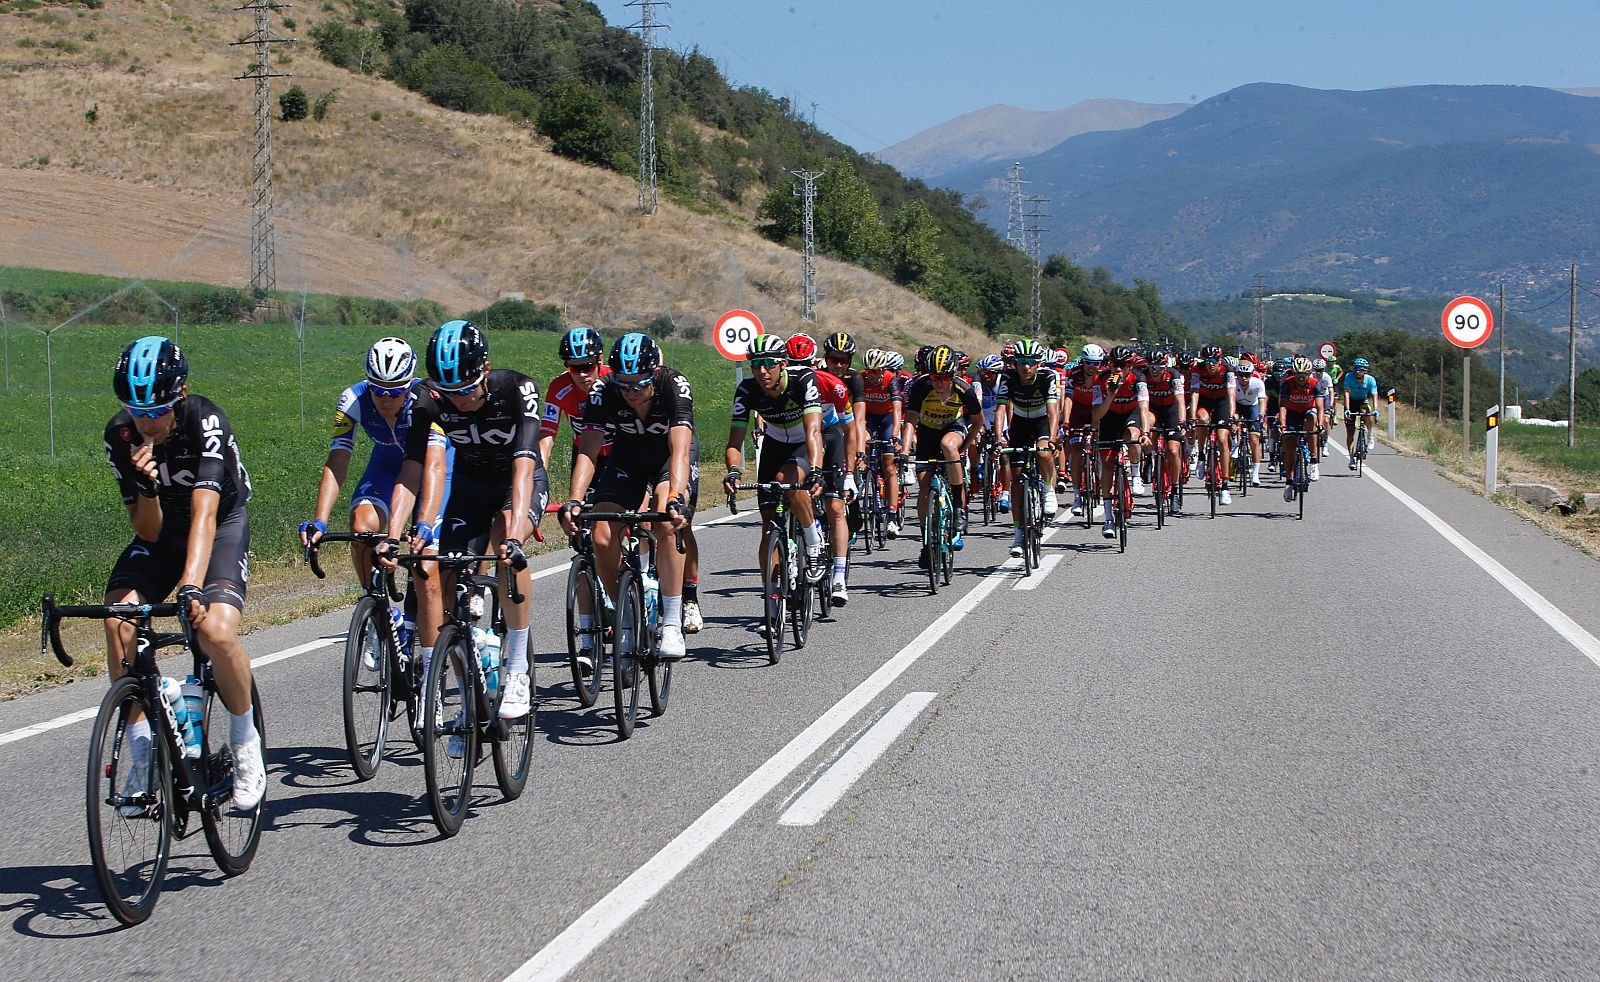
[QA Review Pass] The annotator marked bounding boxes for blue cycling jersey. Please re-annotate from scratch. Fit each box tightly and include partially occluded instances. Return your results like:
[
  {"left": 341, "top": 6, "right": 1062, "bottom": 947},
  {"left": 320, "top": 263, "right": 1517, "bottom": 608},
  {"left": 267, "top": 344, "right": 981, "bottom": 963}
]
[
  {"left": 1342, "top": 372, "right": 1378, "bottom": 403},
  {"left": 331, "top": 379, "right": 454, "bottom": 517}
]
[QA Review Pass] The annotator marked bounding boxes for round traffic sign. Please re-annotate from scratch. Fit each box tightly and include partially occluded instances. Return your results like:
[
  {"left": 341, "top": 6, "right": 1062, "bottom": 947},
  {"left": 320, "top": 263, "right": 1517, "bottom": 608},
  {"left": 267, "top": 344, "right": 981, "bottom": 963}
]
[
  {"left": 1441, "top": 295, "right": 1494, "bottom": 349},
  {"left": 713, "top": 309, "right": 764, "bottom": 361},
  {"left": 1318, "top": 342, "right": 1337, "bottom": 361}
]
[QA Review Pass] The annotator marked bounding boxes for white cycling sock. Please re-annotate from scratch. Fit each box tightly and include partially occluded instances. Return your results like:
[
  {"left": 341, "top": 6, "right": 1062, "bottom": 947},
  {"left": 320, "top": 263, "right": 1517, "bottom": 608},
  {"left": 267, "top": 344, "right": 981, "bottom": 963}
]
[
  {"left": 230, "top": 708, "right": 258, "bottom": 746},
  {"left": 832, "top": 557, "right": 847, "bottom": 579},
  {"left": 505, "top": 627, "right": 530, "bottom": 674},
  {"left": 662, "top": 594, "right": 682, "bottom": 628},
  {"left": 127, "top": 719, "right": 151, "bottom": 755},
  {"left": 803, "top": 523, "right": 822, "bottom": 550},
  {"left": 420, "top": 645, "right": 433, "bottom": 676}
]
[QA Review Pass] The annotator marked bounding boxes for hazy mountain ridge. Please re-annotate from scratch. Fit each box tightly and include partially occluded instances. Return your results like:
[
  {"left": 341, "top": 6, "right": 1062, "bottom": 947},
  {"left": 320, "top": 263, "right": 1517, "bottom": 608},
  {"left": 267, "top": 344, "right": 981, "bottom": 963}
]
[{"left": 942, "top": 83, "right": 1600, "bottom": 298}]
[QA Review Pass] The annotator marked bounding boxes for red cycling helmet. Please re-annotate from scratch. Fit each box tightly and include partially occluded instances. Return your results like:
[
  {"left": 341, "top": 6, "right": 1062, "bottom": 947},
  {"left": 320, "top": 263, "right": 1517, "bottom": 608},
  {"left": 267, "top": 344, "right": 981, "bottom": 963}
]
[{"left": 786, "top": 333, "right": 818, "bottom": 364}]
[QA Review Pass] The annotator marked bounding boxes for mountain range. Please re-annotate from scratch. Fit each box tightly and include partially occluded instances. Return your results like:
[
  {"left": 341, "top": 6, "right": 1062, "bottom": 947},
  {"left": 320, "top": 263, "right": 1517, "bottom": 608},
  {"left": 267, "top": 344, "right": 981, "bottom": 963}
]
[
  {"left": 878, "top": 99, "right": 1189, "bottom": 182},
  {"left": 937, "top": 83, "right": 1600, "bottom": 299}
]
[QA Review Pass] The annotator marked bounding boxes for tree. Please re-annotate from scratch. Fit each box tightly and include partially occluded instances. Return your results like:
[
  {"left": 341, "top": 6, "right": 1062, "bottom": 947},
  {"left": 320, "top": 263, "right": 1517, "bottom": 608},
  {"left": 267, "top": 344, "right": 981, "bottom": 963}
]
[
  {"left": 278, "top": 85, "right": 308, "bottom": 121},
  {"left": 816, "top": 162, "right": 887, "bottom": 264},
  {"left": 402, "top": 42, "right": 502, "bottom": 114},
  {"left": 537, "top": 79, "right": 620, "bottom": 167},
  {"left": 889, "top": 199, "right": 945, "bottom": 296}
]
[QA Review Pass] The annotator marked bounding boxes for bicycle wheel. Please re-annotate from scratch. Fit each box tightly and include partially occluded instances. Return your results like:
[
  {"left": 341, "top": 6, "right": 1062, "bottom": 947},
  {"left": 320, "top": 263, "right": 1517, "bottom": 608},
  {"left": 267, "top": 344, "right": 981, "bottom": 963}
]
[
  {"left": 939, "top": 493, "right": 956, "bottom": 587},
  {"left": 87, "top": 676, "right": 172, "bottom": 926},
  {"left": 788, "top": 515, "right": 813, "bottom": 650},
  {"left": 1298, "top": 454, "right": 1308, "bottom": 521},
  {"left": 492, "top": 643, "right": 535, "bottom": 802},
  {"left": 201, "top": 679, "right": 266, "bottom": 875},
  {"left": 1017, "top": 477, "right": 1034, "bottom": 575},
  {"left": 1029, "top": 486, "right": 1044, "bottom": 567},
  {"left": 647, "top": 638, "right": 672, "bottom": 717},
  {"left": 1207, "top": 444, "right": 1219, "bottom": 519},
  {"left": 1152, "top": 452, "right": 1166, "bottom": 529},
  {"left": 1117, "top": 465, "right": 1130, "bottom": 554},
  {"left": 762, "top": 532, "right": 785, "bottom": 665},
  {"left": 422, "top": 625, "right": 476, "bottom": 836},
  {"left": 565, "top": 556, "right": 605, "bottom": 708},
  {"left": 922, "top": 496, "right": 940, "bottom": 595},
  {"left": 342, "top": 596, "right": 390, "bottom": 781},
  {"left": 612, "top": 570, "right": 643, "bottom": 739}
]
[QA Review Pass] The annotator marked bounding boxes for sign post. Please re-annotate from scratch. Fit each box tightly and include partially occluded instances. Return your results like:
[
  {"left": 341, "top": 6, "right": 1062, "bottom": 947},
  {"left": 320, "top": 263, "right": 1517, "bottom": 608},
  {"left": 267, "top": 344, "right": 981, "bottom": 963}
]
[
  {"left": 1485, "top": 404, "right": 1500, "bottom": 494},
  {"left": 1386, "top": 388, "right": 1397, "bottom": 442},
  {"left": 715, "top": 309, "right": 764, "bottom": 460},
  {"left": 1442, "top": 296, "right": 1494, "bottom": 465}
]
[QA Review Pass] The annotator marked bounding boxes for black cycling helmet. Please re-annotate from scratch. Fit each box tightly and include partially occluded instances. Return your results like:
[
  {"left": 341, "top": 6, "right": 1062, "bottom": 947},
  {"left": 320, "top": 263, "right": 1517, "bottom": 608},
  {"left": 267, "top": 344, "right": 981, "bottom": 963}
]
[
  {"left": 1149, "top": 348, "right": 1172, "bottom": 368},
  {"left": 558, "top": 326, "right": 603, "bottom": 363},
  {"left": 1200, "top": 343, "right": 1223, "bottom": 361},
  {"left": 928, "top": 345, "right": 958, "bottom": 376},
  {"left": 914, "top": 344, "right": 935, "bottom": 373},
  {"left": 426, "top": 320, "right": 489, "bottom": 390},
  {"left": 609, "top": 332, "right": 663, "bottom": 375},
  {"left": 1178, "top": 350, "right": 1198, "bottom": 369},
  {"left": 1110, "top": 344, "right": 1136, "bottom": 366},
  {"left": 114, "top": 335, "right": 188, "bottom": 408},
  {"left": 822, "top": 331, "right": 857, "bottom": 357},
  {"left": 954, "top": 349, "right": 972, "bottom": 370}
]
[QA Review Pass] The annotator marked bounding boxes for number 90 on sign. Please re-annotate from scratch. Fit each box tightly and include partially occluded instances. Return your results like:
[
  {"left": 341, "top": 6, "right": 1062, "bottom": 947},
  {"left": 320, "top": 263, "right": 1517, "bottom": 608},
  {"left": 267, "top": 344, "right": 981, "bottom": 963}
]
[
  {"left": 713, "top": 309, "right": 765, "bottom": 361},
  {"left": 1441, "top": 296, "right": 1493, "bottom": 349}
]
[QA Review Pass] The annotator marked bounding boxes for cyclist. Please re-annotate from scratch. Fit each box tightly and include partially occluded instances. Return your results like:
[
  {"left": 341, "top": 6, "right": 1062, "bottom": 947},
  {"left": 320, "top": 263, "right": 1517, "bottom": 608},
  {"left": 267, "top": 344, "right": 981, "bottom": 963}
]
[
  {"left": 1341, "top": 356, "right": 1380, "bottom": 469},
  {"left": 795, "top": 333, "right": 856, "bottom": 606},
  {"left": 994, "top": 339, "right": 1061, "bottom": 555},
  {"left": 903, "top": 344, "right": 984, "bottom": 568},
  {"left": 860, "top": 348, "right": 905, "bottom": 537},
  {"left": 1063, "top": 343, "right": 1107, "bottom": 516},
  {"left": 300, "top": 338, "right": 452, "bottom": 590},
  {"left": 559, "top": 333, "right": 695, "bottom": 663},
  {"left": 1187, "top": 343, "right": 1237, "bottom": 506},
  {"left": 975, "top": 354, "right": 1005, "bottom": 512},
  {"left": 1313, "top": 357, "right": 1335, "bottom": 458},
  {"left": 1143, "top": 347, "right": 1188, "bottom": 512},
  {"left": 1231, "top": 356, "right": 1267, "bottom": 486},
  {"left": 103, "top": 336, "right": 265, "bottom": 811},
  {"left": 391, "top": 321, "right": 549, "bottom": 728},
  {"left": 723, "top": 334, "right": 826, "bottom": 585},
  {"left": 1090, "top": 345, "right": 1152, "bottom": 539},
  {"left": 1278, "top": 355, "right": 1323, "bottom": 499}
]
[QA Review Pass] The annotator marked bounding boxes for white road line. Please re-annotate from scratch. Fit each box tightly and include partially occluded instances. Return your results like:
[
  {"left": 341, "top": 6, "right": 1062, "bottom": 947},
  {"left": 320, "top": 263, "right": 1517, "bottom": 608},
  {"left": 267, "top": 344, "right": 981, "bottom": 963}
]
[
  {"left": 249, "top": 636, "right": 340, "bottom": 669},
  {"left": 1014, "top": 555, "right": 1062, "bottom": 590},
  {"left": 1329, "top": 441, "right": 1600, "bottom": 666},
  {"left": 777, "top": 692, "right": 937, "bottom": 827},
  {"left": 506, "top": 519, "right": 1066, "bottom": 982}
]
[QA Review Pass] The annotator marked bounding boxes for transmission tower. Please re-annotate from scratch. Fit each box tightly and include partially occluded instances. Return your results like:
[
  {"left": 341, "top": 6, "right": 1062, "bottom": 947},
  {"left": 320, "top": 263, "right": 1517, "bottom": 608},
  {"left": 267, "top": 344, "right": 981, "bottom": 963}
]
[
  {"left": 792, "top": 168, "right": 825, "bottom": 322},
  {"left": 627, "top": 0, "right": 670, "bottom": 215},
  {"left": 232, "top": 2, "right": 293, "bottom": 296},
  {"left": 1251, "top": 273, "right": 1266, "bottom": 354},
  {"left": 1005, "top": 162, "right": 1028, "bottom": 250},
  {"left": 1024, "top": 194, "right": 1049, "bottom": 335}
]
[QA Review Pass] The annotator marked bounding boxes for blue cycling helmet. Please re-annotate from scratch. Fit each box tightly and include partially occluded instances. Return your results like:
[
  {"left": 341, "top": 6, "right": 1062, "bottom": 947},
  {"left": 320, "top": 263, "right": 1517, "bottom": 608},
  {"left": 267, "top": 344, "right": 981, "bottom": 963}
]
[
  {"left": 114, "top": 335, "right": 188, "bottom": 407},
  {"left": 609, "top": 332, "right": 662, "bottom": 375},
  {"left": 977, "top": 354, "right": 1004, "bottom": 372},
  {"left": 559, "top": 327, "right": 603, "bottom": 363},
  {"left": 1352, "top": 357, "right": 1370, "bottom": 370},
  {"left": 426, "top": 320, "right": 489, "bottom": 390}
]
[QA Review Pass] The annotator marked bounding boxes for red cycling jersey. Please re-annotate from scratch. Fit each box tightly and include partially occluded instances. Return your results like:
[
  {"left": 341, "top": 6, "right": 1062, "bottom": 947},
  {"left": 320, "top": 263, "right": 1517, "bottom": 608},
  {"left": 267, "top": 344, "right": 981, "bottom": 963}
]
[
  {"left": 1280, "top": 375, "right": 1321, "bottom": 412},
  {"left": 541, "top": 366, "right": 613, "bottom": 443},
  {"left": 1189, "top": 363, "right": 1233, "bottom": 401},
  {"left": 1144, "top": 366, "right": 1186, "bottom": 407},
  {"left": 1099, "top": 368, "right": 1150, "bottom": 414},
  {"left": 1066, "top": 364, "right": 1103, "bottom": 407},
  {"left": 813, "top": 368, "right": 854, "bottom": 421},
  {"left": 861, "top": 369, "right": 903, "bottom": 417}
]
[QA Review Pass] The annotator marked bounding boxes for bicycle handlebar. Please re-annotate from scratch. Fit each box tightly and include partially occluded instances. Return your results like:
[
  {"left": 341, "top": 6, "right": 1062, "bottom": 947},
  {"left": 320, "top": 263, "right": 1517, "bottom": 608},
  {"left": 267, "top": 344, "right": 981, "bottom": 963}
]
[
  {"left": 727, "top": 481, "right": 808, "bottom": 515},
  {"left": 570, "top": 509, "right": 687, "bottom": 553},
  {"left": 40, "top": 594, "right": 190, "bottom": 668}
]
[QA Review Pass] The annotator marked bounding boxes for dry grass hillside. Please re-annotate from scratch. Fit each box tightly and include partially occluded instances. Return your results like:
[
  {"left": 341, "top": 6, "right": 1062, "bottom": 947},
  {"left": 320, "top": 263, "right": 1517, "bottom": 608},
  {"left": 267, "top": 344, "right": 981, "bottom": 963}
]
[{"left": 0, "top": 0, "right": 988, "bottom": 349}]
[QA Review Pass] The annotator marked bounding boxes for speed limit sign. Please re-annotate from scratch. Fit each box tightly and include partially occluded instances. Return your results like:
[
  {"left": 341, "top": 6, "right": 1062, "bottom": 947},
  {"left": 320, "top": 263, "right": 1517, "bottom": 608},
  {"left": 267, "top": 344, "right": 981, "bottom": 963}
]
[
  {"left": 1441, "top": 296, "right": 1493, "bottom": 349},
  {"left": 713, "top": 309, "right": 764, "bottom": 360}
]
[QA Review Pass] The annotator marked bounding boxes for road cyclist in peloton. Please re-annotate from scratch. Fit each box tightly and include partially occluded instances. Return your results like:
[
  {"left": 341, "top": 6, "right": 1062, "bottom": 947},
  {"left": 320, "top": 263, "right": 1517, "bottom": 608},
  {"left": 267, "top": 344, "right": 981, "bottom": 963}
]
[
  {"left": 1278, "top": 355, "right": 1324, "bottom": 500},
  {"left": 1341, "top": 357, "right": 1380, "bottom": 470},
  {"left": 1142, "top": 347, "right": 1189, "bottom": 513},
  {"left": 992, "top": 338, "right": 1062, "bottom": 555},
  {"left": 1187, "top": 344, "right": 1238, "bottom": 506},
  {"left": 558, "top": 332, "right": 696, "bottom": 663},
  {"left": 1090, "top": 345, "right": 1153, "bottom": 539},
  {"left": 102, "top": 336, "right": 266, "bottom": 812},
  {"left": 1231, "top": 356, "right": 1267, "bottom": 486},
  {"left": 859, "top": 347, "right": 906, "bottom": 538},
  {"left": 1063, "top": 343, "right": 1108, "bottom": 517},
  {"left": 792, "top": 332, "right": 858, "bottom": 607},
  {"left": 902, "top": 344, "right": 986, "bottom": 569}
]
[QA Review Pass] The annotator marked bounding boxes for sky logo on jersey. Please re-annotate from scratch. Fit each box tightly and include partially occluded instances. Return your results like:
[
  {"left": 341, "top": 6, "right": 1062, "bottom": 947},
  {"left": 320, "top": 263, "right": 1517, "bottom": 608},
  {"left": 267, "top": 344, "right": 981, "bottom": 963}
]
[{"left": 125, "top": 335, "right": 165, "bottom": 406}]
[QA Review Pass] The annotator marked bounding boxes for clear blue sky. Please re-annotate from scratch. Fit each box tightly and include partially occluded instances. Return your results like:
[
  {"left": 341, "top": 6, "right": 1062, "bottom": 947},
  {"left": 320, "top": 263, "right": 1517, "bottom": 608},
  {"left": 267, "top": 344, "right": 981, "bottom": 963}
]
[{"left": 592, "top": 0, "right": 1600, "bottom": 152}]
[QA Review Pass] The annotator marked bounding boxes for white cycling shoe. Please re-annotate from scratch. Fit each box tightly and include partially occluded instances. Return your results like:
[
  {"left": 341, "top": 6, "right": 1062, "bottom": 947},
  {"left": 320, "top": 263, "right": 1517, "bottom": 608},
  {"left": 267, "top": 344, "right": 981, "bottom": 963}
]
[
  {"left": 658, "top": 626, "right": 687, "bottom": 661},
  {"left": 230, "top": 736, "right": 267, "bottom": 812},
  {"left": 498, "top": 672, "right": 531, "bottom": 719},
  {"left": 682, "top": 601, "right": 704, "bottom": 634}
]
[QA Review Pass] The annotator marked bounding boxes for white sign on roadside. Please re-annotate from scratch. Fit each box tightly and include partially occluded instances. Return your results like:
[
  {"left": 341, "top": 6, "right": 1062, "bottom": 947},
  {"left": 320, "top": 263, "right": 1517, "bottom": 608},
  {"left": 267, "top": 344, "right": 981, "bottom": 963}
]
[
  {"left": 713, "top": 309, "right": 764, "bottom": 361},
  {"left": 1441, "top": 296, "right": 1494, "bottom": 349}
]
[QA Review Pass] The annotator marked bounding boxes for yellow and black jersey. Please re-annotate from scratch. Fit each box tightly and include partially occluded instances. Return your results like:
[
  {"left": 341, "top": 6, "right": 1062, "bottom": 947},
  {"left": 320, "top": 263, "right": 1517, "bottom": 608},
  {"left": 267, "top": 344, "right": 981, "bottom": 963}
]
[{"left": 903, "top": 375, "right": 982, "bottom": 429}]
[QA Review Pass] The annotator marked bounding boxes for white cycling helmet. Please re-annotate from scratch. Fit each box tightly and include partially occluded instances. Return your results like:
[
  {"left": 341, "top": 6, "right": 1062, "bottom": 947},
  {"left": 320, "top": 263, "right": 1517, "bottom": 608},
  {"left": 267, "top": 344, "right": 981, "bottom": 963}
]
[
  {"left": 883, "top": 351, "right": 906, "bottom": 372},
  {"left": 1313, "top": 357, "right": 1327, "bottom": 370},
  {"left": 1080, "top": 343, "right": 1107, "bottom": 366},
  {"left": 366, "top": 337, "right": 416, "bottom": 386}
]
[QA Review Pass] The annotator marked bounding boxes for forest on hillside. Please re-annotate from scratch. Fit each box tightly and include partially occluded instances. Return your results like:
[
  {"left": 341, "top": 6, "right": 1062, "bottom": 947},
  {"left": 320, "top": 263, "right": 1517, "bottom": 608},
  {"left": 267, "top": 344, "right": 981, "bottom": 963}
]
[{"left": 302, "top": 0, "right": 1190, "bottom": 345}]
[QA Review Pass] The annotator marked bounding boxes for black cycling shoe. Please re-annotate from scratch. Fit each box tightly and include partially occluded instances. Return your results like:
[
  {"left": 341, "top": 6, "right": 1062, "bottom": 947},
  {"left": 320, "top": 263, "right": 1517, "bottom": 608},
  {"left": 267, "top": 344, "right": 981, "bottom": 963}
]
[{"left": 917, "top": 546, "right": 930, "bottom": 570}]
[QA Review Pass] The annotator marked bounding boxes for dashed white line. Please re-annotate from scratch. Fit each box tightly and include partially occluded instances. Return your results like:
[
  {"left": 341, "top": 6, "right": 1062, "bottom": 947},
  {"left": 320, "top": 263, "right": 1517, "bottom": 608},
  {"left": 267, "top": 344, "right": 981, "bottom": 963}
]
[{"left": 778, "top": 692, "right": 937, "bottom": 827}]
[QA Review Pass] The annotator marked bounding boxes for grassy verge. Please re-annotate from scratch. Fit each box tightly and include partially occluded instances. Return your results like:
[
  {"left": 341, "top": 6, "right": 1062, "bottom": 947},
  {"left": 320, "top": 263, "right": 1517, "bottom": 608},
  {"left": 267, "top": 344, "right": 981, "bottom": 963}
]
[
  {"left": 0, "top": 323, "right": 749, "bottom": 693},
  {"left": 1380, "top": 405, "right": 1600, "bottom": 554}
]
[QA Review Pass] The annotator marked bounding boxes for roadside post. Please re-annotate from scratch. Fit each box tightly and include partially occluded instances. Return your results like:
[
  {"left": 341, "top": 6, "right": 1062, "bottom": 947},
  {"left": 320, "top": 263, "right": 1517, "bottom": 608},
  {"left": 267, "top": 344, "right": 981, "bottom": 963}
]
[
  {"left": 1386, "top": 388, "right": 1397, "bottom": 442},
  {"left": 1485, "top": 404, "right": 1500, "bottom": 494},
  {"left": 1441, "top": 296, "right": 1494, "bottom": 465}
]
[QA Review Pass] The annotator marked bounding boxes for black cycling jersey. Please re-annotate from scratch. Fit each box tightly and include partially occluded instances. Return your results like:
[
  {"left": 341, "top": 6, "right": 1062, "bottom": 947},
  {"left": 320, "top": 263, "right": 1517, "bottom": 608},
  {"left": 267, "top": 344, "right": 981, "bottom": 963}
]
[
  {"left": 104, "top": 394, "right": 252, "bottom": 525},
  {"left": 733, "top": 368, "right": 821, "bottom": 443},
  {"left": 993, "top": 367, "right": 1060, "bottom": 420},
  {"left": 584, "top": 367, "right": 695, "bottom": 456},
  {"left": 406, "top": 369, "right": 542, "bottom": 476}
]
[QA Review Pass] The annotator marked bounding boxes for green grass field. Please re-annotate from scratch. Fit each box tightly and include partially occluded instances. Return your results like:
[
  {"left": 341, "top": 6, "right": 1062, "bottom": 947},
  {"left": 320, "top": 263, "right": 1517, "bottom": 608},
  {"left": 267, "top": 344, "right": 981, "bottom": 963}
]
[
  {"left": 1, "top": 324, "right": 747, "bottom": 629},
  {"left": 1501, "top": 420, "right": 1600, "bottom": 482}
]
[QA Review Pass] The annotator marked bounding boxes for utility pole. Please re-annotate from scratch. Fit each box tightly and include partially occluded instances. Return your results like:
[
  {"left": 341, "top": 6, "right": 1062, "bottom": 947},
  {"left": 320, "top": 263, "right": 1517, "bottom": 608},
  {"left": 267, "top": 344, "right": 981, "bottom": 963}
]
[
  {"left": 1571, "top": 263, "right": 1579, "bottom": 448},
  {"left": 1498, "top": 283, "right": 1506, "bottom": 414},
  {"left": 792, "top": 168, "right": 824, "bottom": 322},
  {"left": 1005, "top": 162, "right": 1028, "bottom": 251},
  {"left": 627, "top": 0, "right": 669, "bottom": 215},
  {"left": 1024, "top": 194, "right": 1049, "bottom": 336},
  {"left": 1252, "top": 273, "right": 1266, "bottom": 355},
  {"left": 232, "top": 1, "right": 293, "bottom": 296}
]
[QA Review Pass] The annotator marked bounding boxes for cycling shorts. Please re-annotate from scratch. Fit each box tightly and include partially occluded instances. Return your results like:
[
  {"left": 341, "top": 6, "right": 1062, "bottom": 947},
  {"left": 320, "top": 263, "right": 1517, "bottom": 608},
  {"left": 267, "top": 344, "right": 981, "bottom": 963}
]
[
  {"left": 1347, "top": 400, "right": 1373, "bottom": 418},
  {"left": 592, "top": 449, "right": 700, "bottom": 518},
  {"left": 1098, "top": 411, "right": 1143, "bottom": 448},
  {"left": 914, "top": 424, "right": 965, "bottom": 462},
  {"left": 1195, "top": 397, "right": 1230, "bottom": 421},
  {"left": 1005, "top": 416, "right": 1049, "bottom": 450},
  {"left": 1150, "top": 403, "right": 1183, "bottom": 433},
  {"left": 351, "top": 446, "right": 454, "bottom": 523},
  {"left": 441, "top": 467, "right": 551, "bottom": 555},
  {"left": 756, "top": 438, "right": 810, "bottom": 509},
  {"left": 820, "top": 426, "right": 848, "bottom": 492},
  {"left": 1283, "top": 408, "right": 1320, "bottom": 433},
  {"left": 1067, "top": 402, "right": 1095, "bottom": 430},
  {"left": 865, "top": 412, "right": 897, "bottom": 442},
  {"left": 107, "top": 507, "right": 251, "bottom": 611}
]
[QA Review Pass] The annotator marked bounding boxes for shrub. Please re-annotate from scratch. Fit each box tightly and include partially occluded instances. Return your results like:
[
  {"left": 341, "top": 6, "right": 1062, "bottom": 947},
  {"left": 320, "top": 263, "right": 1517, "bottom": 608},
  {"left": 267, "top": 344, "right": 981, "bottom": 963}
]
[
  {"left": 312, "top": 88, "right": 338, "bottom": 121},
  {"left": 402, "top": 42, "right": 502, "bottom": 114},
  {"left": 84, "top": 103, "right": 98, "bottom": 124},
  {"left": 537, "top": 79, "right": 620, "bottom": 168},
  {"left": 279, "top": 84, "right": 308, "bottom": 121},
  {"left": 464, "top": 298, "right": 563, "bottom": 332}
]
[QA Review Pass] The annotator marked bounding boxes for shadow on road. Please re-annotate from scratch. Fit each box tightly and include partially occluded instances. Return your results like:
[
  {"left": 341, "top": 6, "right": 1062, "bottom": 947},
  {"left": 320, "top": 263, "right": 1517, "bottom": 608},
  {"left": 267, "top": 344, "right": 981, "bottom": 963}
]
[{"left": 1, "top": 857, "right": 224, "bottom": 939}]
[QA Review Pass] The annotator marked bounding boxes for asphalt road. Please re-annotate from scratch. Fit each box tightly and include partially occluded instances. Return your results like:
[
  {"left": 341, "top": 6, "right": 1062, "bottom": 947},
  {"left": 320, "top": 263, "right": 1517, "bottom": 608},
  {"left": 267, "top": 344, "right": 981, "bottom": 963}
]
[{"left": 5, "top": 437, "right": 1600, "bottom": 981}]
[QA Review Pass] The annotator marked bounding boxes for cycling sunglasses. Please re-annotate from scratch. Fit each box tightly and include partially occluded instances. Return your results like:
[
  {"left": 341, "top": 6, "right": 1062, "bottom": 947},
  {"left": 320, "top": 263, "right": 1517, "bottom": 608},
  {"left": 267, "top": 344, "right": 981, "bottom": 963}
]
[
  {"left": 435, "top": 373, "right": 486, "bottom": 396},
  {"left": 368, "top": 382, "right": 410, "bottom": 398},
  {"left": 610, "top": 374, "right": 655, "bottom": 393},
  {"left": 931, "top": 373, "right": 955, "bottom": 382},
  {"left": 1014, "top": 358, "right": 1041, "bottom": 366},
  {"left": 565, "top": 360, "right": 602, "bottom": 374},
  {"left": 748, "top": 358, "right": 784, "bottom": 371},
  {"left": 123, "top": 398, "right": 179, "bottom": 419}
]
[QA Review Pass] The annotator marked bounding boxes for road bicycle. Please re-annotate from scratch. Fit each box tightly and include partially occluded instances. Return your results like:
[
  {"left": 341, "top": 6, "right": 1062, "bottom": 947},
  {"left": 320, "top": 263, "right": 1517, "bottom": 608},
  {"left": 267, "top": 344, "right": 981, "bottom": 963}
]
[
  {"left": 1281, "top": 428, "right": 1315, "bottom": 520},
  {"left": 1346, "top": 410, "right": 1378, "bottom": 477},
  {"left": 915, "top": 459, "right": 958, "bottom": 593},
  {"left": 729, "top": 481, "right": 813, "bottom": 664},
  {"left": 305, "top": 530, "right": 422, "bottom": 780},
  {"left": 855, "top": 438, "right": 896, "bottom": 554},
  {"left": 402, "top": 549, "right": 533, "bottom": 837},
  {"left": 1151, "top": 427, "right": 1187, "bottom": 528},
  {"left": 571, "top": 509, "right": 683, "bottom": 740},
  {"left": 1067, "top": 425, "right": 1099, "bottom": 529},
  {"left": 1232, "top": 422, "right": 1252, "bottom": 498},
  {"left": 1000, "top": 446, "right": 1046, "bottom": 574},
  {"left": 562, "top": 523, "right": 608, "bottom": 709},
  {"left": 1198, "top": 419, "right": 1232, "bottom": 518},
  {"left": 967, "top": 431, "right": 1001, "bottom": 527},
  {"left": 1097, "top": 438, "right": 1140, "bottom": 554},
  {"left": 41, "top": 596, "right": 265, "bottom": 925}
]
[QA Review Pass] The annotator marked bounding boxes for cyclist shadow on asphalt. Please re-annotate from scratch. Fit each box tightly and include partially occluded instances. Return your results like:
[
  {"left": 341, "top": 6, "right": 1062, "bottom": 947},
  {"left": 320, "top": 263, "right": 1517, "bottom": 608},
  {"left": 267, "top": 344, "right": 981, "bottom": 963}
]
[
  {"left": 271, "top": 742, "right": 412, "bottom": 791},
  {"left": 1, "top": 859, "right": 225, "bottom": 938},
  {"left": 534, "top": 683, "right": 643, "bottom": 747},
  {"left": 263, "top": 744, "right": 445, "bottom": 846}
]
